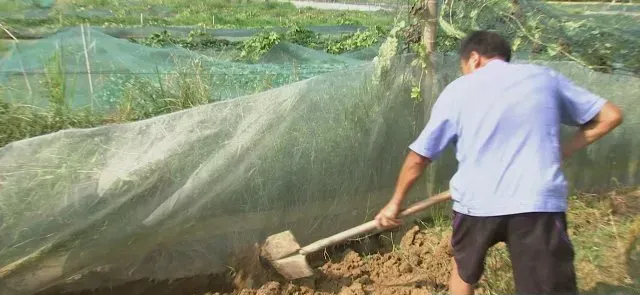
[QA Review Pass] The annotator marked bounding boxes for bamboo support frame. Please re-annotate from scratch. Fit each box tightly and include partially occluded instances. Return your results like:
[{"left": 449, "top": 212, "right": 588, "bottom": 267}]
[
  {"left": 0, "top": 23, "right": 33, "bottom": 97},
  {"left": 81, "top": 23, "right": 94, "bottom": 108}
]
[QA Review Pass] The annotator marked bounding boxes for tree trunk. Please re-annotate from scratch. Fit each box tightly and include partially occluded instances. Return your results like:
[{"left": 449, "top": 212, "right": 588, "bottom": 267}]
[
  {"left": 422, "top": 0, "right": 438, "bottom": 70},
  {"left": 422, "top": 0, "right": 439, "bottom": 196}
]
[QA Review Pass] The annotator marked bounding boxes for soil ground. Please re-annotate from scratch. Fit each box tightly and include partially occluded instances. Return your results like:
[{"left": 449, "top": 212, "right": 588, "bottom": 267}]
[
  {"left": 39, "top": 188, "right": 640, "bottom": 295},
  {"left": 233, "top": 226, "right": 456, "bottom": 295}
]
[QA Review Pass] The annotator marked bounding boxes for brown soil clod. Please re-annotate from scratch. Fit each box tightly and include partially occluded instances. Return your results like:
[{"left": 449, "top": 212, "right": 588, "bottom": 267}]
[
  {"left": 254, "top": 281, "right": 281, "bottom": 295},
  {"left": 234, "top": 226, "right": 453, "bottom": 295}
]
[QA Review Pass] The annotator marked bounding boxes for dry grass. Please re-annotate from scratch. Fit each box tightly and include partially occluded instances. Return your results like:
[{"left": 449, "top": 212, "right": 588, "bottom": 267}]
[
  {"left": 34, "top": 187, "right": 639, "bottom": 295},
  {"left": 474, "top": 187, "right": 640, "bottom": 294},
  {"left": 232, "top": 186, "right": 640, "bottom": 295},
  {"left": 380, "top": 187, "right": 640, "bottom": 295}
]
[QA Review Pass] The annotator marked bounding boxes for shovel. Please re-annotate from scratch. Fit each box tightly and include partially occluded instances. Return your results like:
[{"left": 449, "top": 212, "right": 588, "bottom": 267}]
[{"left": 260, "top": 190, "right": 452, "bottom": 280}]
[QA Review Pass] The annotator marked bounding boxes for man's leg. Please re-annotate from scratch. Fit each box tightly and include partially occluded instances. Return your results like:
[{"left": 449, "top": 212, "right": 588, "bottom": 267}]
[
  {"left": 450, "top": 256, "right": 474, "bottom": 295},
  {"left": 450, "top": 211, "right": 506, "bottom": 295},
  {"left": 506, "top": 212, "right": 578, "bottom": 295}
]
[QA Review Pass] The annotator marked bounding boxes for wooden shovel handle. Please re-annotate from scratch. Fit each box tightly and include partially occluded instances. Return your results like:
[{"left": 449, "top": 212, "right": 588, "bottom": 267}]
[{"left": 299, "top": 190, "right": 452, "bottom": 255}]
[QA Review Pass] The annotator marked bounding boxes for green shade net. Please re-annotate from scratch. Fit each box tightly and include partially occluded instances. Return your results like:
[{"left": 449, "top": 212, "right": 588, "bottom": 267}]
[
  {"left": 0, "top": 53, "right": 424, "bottom": 294},
  {"left": 436, "top": 0, "right": 640, "bottom": 75},
  {"left": 0, "top": 27, "right": 366, "bottom": 111},
  {"left": 0, "top": 1, "right": 638, "bottom": 294},
  {"left": 0, "top": 50, "right": 638, "bottom": 294}
]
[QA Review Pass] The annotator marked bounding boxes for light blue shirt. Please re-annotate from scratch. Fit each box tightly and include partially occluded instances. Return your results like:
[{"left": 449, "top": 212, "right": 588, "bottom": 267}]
[{"left": 409, "top": 59, "right": 607, "bottom": 216}]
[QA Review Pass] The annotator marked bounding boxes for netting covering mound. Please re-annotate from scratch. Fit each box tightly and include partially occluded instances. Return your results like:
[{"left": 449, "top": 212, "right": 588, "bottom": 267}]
[
  {"left": 6, "top": 25, "right": 369, "bottom": 41},
  {"left": 0, "top": 27, "right": 366, "bottom": 111},
  {"left": 259, "top": 42, "right": 365, "bottom": 65},
  {"left": 1, "top": 1, "right": 639, "bottom": 293},
  {"left": 0, "top": 48, "right": 638, "bottom": 294},
  {"left": 0, "top": 53, "right": 424, "bottom": 295}
]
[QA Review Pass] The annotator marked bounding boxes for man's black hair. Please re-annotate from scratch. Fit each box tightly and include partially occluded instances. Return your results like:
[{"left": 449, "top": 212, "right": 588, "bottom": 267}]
[{"left": 458, "top": 30, "right": 512, "bottom": 62}]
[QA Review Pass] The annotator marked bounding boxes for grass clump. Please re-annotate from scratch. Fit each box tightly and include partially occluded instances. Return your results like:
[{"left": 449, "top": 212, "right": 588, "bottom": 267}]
[
  {"left": 0, "top": 57, "right": 214, "bottom": 148},
  {"left": 475, "top": 188, "right": 640, "bottom": 294},
  {"left": 113, "top": 59, "right": 211, "bottom": 121},
  {"left": 276, "top": 187, "right": 640, "bottom": 295},
  {"left": 0, "top": 47, "right": 100, "bottom": 147},
  {"left": 380, "top": 187, "right": 640, "bottom": 295}
]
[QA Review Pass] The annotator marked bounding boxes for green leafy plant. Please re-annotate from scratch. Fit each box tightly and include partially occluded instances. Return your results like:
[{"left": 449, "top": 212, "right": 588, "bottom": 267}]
[
  {"left": 132, "top": 28, "right": 232, "bottom": 50},
  {"left": 326, "top": 26, "right": 386, "bottom": 55},
  {"left": 139, "top": 30, "right": 179, "bottom": 48},
  {"left": 430, "top": 0, "right": 640, "bottom": 74},
  {"left": 284, "top": 25, "right": 322, "bottom": 49},
  {"left": 238, "top": 31, "right": 282, "bottom": 62}
]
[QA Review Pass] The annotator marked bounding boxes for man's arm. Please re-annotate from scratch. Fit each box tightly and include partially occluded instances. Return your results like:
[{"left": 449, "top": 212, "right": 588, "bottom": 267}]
[
  {"left": 388, "top": 151, "right": 432, "bottom": 206},
  {"left": 552, "top": 70, "right": 624, "bottom": 159},
  {"left": 374, "top": 151, "right": 431, "bottom": 228},
  {"left": 561, "top": 101, "right": 623, "bottom": 160},
  {"left": 375, "top": 87, "right": 457, "bottom": 229}
]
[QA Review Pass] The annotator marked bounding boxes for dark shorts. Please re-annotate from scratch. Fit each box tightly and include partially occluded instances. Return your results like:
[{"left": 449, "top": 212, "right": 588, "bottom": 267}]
[{"left": 451, "top": 210, "right": 578, "bottom": 295}]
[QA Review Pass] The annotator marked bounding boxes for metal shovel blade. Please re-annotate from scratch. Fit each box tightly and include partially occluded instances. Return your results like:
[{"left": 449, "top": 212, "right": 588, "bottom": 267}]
[
  {"left": 261, "top": 230, "right": 302, "bottom": 261},
  {"left": 270, "top": 254, "right": 315, "bottom": 280}
]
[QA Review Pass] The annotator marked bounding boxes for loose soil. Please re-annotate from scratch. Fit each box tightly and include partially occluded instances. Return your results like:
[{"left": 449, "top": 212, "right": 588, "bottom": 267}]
[
  {"left": 214, "top": 225, "right": 482, "bottom": 295},
  {"left": 38, "top": 189, "right": 640, "bottom": 295},
  {"left": 39, "top": 226, "right": 457, "bottom": 295}
]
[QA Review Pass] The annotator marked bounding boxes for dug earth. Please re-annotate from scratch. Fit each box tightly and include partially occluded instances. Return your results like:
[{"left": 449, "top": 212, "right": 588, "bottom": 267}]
[{"left": 222, "top": 226, "right": 474, "bottom": 295}]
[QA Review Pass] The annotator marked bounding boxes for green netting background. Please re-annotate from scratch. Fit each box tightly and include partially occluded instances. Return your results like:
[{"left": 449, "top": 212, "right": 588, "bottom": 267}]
[
  {"left": 0, "top": 1, "right": 639, "bottom": 294},
  {"left": 0, "top": 27, "right": 368, "bottom": 110},
  {"left": 0, "top": 51, "right": 638, "bottom": 295}
]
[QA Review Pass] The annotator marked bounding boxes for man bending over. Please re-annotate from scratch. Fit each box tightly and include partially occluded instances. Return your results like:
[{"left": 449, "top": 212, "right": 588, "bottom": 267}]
[{"left": 375, "top": 30, "right": 623, "bottom": 295}]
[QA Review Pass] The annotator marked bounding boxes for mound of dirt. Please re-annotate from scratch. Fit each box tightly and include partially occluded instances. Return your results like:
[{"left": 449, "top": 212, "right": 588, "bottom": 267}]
[
  {"left": 36, "top": 189, "right": 640, "bottom": 295},
  {"left": 230, "top": 226, "right": 454, "bottom": 295}
]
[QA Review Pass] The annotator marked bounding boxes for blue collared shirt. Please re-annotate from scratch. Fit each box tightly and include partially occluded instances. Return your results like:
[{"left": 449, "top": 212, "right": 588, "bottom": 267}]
[{"left": 409, "top": 59, "right": 607, "bottom": 216}]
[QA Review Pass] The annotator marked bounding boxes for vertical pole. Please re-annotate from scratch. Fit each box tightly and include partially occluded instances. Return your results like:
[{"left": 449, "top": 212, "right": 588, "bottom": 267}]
[
  {"left": 422, "top": 0, "right": 438, "bottom": 196},
  {"left": 81, "top": 23, "right": 94, "bottom": 109},
  {"left": 0, "top": 24, "right": 32, "bottom": 98}
]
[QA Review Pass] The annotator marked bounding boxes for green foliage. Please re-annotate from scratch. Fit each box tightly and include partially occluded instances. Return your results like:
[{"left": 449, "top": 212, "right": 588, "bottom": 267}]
[
  {"left": 137, "top": 30, "right": 178, "bottom": 48},
  {"left": 429, "top": 0, "right": 640, "bottom": 74},
  {"left": 0, "top": 49, "right": 99, "bottom": 147},
  {"left": 130, "top": 24, "right": 391, "bottom": 63},
  {"left": 238, "top": 31, "right": 282, "bottom": 62},
  {"left": 284, "top": 25, "right": 322, "bottom": 49},
  {"left": 374, "top": 21, "right": 404, "bottom": 85},
  {"left": 0, "top": 101, "right": 100, "bottom": 148},
  {"left": 181, "top": 28, "right": 231, "bottom": 50},
  {"left": 1, "top": 0, "right": 395, "bottom": 29},
  {"left": 234, "top": 25, "right": 388, "bottom": 61},
  {"left": 133, "top": 29, "right": 231, "bottom": 50},
  {"left": 41, "top": 47, "right": 69, "bottom": 118},
  {"left": 326, "top": 26, "right": 386, "bottom": 55},
  {"left": 111, "top": 59, "right": 212, "bottom": 121},
  {"left": 0, "top": 57, "right": 213, "bottom": 147}
]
